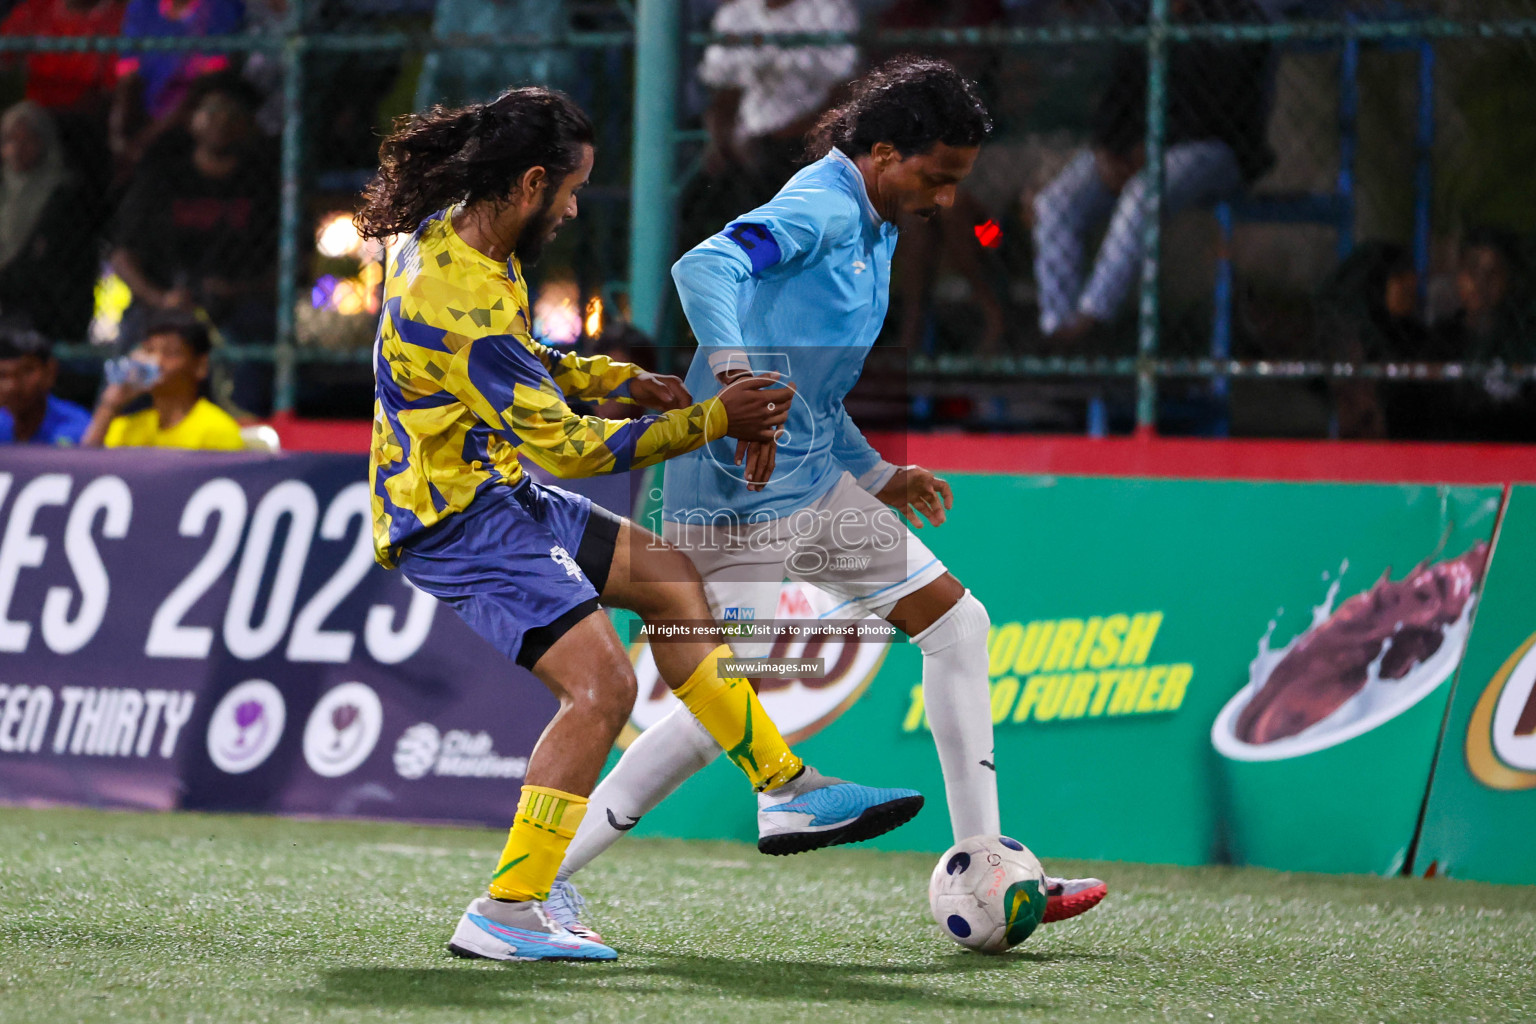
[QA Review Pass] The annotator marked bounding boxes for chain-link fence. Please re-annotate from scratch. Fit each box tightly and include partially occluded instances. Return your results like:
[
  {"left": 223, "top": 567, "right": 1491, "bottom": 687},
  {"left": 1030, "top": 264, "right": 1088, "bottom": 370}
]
[
  {"left": 1, "top": 1, "right": 1533, "bottom": 440},
  {"left": 0, "top": 0, "right": 637, "bottom": 419},
  {"left": 664, "top": 0, "right": 1536, "bottom": 441}
]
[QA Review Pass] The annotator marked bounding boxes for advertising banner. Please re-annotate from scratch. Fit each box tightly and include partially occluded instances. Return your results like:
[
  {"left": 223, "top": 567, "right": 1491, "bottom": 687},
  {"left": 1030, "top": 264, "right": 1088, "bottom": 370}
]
[
  {"left": 620, "top": 475, "right": 1501, "bottom": 875},
  {"left": 0, "top": 448, "right": 575, "bottom": 825},
  {"left": 1, "top": 450, "right": 1515, "bottom": 878},
  {"left": 1416, "top": 485, "right": 1536, "bottom": 884}
]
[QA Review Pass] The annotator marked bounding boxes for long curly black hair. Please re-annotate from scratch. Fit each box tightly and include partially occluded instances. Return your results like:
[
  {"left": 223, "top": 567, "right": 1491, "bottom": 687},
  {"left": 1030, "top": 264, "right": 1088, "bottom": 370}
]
[
  {"left": 355, "top": 86, "right": 594, "bottom": 240},
  {"left": 807, "top": 55, "right": 992, "bottom": 161}
]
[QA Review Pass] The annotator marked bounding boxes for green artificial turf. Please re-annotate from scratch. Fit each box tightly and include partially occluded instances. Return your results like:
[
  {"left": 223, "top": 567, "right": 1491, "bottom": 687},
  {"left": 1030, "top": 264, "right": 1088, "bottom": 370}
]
[{"left": 0, "top": 806, "right": 1531, "bottom": 1024}]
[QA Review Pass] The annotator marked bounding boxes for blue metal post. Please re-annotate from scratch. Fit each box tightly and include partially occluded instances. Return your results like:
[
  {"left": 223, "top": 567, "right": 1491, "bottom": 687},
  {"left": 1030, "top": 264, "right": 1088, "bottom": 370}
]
[
  {"left": 273, "top": 0, "right": 305, "bottom": 415},
  {"left": 1211, "top": 201, "right": 1233, "bottom": 437},
  {"left": 628, "top": 0, "right": 680, "bottom": 338},
  {"left": 1336, "top": 32, "right": 1359, "bottom": 260},
  {"left": 1135, "top": 0, "right": 1170, "bottom": 435}
]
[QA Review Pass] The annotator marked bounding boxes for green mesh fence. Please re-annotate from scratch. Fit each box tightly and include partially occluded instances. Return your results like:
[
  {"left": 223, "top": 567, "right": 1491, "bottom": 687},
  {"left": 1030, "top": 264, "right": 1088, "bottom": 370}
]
[{"left": 1, "top": 1, "right": 1533, "bottom": 439}]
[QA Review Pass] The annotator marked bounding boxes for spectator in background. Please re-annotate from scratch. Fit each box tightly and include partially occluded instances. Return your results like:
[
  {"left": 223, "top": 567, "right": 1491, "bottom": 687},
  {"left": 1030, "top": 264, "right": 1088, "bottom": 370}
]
[
  {"left": 683, "top": 0, "right": 858, "bottom": 245},
  {"left": 1033, "top": 0, "right": 1273, "bottom": 343},
  {"left": 83, "top": 310, "right": 243, "bottom": 449},
  {"left": 109, "top": 0, "right": 243, "bottom": 168},
  {"left": 1, "top": 0, "right": 125, "bottom": 113},
  {"left": 0, "top": 323, "right": 90, "bottom": 444},
  {"left": 110, "top": 73, "right": 277, "bottom": 413},
  {"left": 1434, "top": 229, "right": 1531, "bottom": 362},
  {"left": 1314, "top": 241, "right": 1426, "bottom": 439},
  {"left": 0, "top": 102, "right": 95, "bottom": 340},
  {"left": 1, "top": 0, "right": 124, "bottom": 202},
  {"left": 1414, "top": 228, "right": 1536, "bottom": 442}
]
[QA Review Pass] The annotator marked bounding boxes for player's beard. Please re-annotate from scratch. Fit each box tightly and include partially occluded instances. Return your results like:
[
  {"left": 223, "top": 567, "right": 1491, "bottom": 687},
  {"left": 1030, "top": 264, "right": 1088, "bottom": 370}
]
[{"left": 513, "top": 191, "right": 563, "bottom": 265}]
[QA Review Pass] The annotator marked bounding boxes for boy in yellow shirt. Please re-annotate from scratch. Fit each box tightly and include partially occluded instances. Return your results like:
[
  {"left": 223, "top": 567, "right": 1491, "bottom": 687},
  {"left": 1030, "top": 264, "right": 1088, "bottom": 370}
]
[{"left": 83, "top": 312, "right": 244, "bottom": 450}]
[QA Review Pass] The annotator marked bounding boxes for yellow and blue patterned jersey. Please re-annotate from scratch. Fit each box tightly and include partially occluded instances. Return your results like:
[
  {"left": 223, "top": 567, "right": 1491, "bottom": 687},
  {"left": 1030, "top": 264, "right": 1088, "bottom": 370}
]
[{"left": 369, "top": 209, "right": 728, "bottom": 567}]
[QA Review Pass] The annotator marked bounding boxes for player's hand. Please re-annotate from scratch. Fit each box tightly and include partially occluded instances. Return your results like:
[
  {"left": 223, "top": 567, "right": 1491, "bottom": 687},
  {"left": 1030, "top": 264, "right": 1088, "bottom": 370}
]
[
  {"left": 875, "top": 465, "right": 953, "bottom": 529},
  {"left": 628, "top": 371, "right": 691, "bottom": 411},
  {"left": 734, "top": 436, "right": 777, "bottom": 491},
  {"left": 719, "top": 372, "right": 792, "bottom": 442}
]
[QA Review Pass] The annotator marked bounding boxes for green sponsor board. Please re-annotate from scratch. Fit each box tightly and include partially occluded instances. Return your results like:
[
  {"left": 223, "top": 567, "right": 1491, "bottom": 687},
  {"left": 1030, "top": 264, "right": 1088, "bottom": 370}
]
[
  {"left": 1417, "top": 485, "right": 1536, "bottom": 885},
  {"left": 616, "top": 476, "right": 1500, "bottom": 874}
]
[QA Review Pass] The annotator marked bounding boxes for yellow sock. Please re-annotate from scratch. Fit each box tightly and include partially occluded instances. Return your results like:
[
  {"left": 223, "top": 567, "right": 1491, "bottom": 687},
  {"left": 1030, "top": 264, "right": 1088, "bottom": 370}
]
[
  {"left": 674, "top": 644, "right": 803, "bottom": 791},
  {"left": 487, "top": 785, "right": 588, "bottom": 902}
]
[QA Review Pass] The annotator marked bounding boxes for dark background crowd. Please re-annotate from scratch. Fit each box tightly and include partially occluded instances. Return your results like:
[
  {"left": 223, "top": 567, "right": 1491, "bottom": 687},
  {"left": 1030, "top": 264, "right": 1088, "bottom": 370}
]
[{"left": 0, "top": 0, "right": 1532, "bottom": 445}]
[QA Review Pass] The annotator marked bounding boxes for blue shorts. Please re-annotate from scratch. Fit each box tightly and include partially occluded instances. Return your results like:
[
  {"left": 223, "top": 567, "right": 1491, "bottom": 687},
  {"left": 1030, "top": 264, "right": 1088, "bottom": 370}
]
[{"left": 397, "top": 479, "right": 622, "bottom": 669}]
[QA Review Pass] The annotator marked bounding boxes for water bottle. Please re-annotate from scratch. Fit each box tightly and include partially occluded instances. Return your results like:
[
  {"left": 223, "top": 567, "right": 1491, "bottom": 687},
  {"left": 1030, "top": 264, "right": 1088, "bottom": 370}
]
[{"left": 103, "top": 356, "right": 161, "bottom": 389}]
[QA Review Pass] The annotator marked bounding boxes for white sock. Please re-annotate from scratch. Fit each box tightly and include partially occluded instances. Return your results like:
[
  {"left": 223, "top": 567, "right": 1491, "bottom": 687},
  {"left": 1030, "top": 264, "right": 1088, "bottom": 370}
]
[
  {"left": 911, "top": 590, "right": 1000, "bottom": 842},
  {"left": 557, "top": 703, "right": 721, "bottom": 881}
]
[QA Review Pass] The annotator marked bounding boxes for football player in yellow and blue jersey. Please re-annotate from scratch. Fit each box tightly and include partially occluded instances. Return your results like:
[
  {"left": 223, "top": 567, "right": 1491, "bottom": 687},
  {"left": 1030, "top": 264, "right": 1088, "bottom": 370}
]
[{"left": 356, "top": 86, "right": 924, "bottom": 963}]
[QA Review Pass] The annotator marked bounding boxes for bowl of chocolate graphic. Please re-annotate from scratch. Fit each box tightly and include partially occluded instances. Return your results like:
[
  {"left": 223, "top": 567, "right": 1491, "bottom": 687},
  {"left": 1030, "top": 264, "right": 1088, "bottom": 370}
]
[{"left": 1210, "top": 542, "right": 1486, "bottom": 873}]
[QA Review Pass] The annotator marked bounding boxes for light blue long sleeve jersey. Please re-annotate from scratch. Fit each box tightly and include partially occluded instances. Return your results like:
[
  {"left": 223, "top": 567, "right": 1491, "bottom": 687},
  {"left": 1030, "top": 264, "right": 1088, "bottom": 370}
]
[{"left": 665, "top": 147, "right": 900, "bottom": 524}]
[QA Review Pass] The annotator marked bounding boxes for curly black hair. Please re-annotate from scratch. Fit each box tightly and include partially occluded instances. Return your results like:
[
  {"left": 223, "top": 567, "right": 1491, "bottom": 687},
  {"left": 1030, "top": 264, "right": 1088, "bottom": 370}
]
[
  {"left": 355, "top": 86, "right": 594, "bottom": 240},
  {"left": 807, "top": 55, "right": 992, "bottom": 161}
]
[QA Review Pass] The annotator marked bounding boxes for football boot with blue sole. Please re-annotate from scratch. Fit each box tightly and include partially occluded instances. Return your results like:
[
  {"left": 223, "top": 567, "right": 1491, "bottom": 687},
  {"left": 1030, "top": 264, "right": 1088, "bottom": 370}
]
[{"left": 757, "top": 765, "right": 924, "bottom": 856}]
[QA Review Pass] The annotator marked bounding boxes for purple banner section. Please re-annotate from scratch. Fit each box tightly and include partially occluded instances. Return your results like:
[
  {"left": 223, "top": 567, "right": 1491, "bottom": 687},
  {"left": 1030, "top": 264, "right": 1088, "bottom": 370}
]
[{"left": 0, "top": 448, "right": 632, "bottom": 826}]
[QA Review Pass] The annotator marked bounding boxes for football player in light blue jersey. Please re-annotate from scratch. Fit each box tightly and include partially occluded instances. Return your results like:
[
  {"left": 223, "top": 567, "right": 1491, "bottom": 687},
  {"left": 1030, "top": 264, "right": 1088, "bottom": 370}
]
[
  {"left": 548, "top": 57, "right": 1107, "bottom": 938},
  {"left": 659, "top": 143, "right": 901, "bottom": 525}
]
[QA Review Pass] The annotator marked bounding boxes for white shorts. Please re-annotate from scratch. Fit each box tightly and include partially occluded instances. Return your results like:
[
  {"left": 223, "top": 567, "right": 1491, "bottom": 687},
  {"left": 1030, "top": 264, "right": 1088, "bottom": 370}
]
[{"left": 662, "top": 471, "right": 949, "bottom": 648}]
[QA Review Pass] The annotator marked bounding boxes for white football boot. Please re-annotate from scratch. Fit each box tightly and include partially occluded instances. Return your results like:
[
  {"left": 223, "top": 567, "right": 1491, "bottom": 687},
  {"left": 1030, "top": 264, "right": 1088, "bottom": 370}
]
[
  {"left": 447, "top": 895, "right": 616, "bottom": 961},
  {"left": 544, "top": 879, "right": 603, "bottom": 942}
]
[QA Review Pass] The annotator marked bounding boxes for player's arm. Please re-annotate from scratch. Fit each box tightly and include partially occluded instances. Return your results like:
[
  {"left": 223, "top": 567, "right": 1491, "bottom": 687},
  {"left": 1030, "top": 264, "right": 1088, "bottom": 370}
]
[
  {"left": 828, "top": 401, "right": 898, "bottom": 496},
  {"left": 672, "top": 181, "right": 854, "bottom": 350},
  {"left": 531, "top": 341, "right": 693, "bottom": 412},
  {"left": 442, "top": 331, "right": 785, "bottom": 479},
  {"left": 507, "top": 384, "right": 719, "bottom": 479},
  {"left": 825, "top": 402, "right": 952, "bottom": 528},
  {"left": 505, "top": 374, "right": 789, "bottom": 480},
  {"left": 822, "top": 391, "right": 955, "bottom": 528},
  {"left": 671, "top": 187, "right": 853, "bottom": 487},
  {"left": 670, "top": 237, "right": 775, "bottom": 488}
]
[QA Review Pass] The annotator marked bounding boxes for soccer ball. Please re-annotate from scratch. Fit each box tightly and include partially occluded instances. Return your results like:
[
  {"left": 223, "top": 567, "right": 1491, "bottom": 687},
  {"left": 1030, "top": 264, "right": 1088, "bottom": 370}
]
[{"left": 928, "top": 834, "right": 1048, "bottom": 953}]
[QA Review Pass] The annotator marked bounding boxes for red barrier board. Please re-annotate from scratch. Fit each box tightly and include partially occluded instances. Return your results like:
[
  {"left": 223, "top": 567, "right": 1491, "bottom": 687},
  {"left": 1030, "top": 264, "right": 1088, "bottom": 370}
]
[{"left": 267, "top": 415, "right": 1536, "bottom": 485}]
